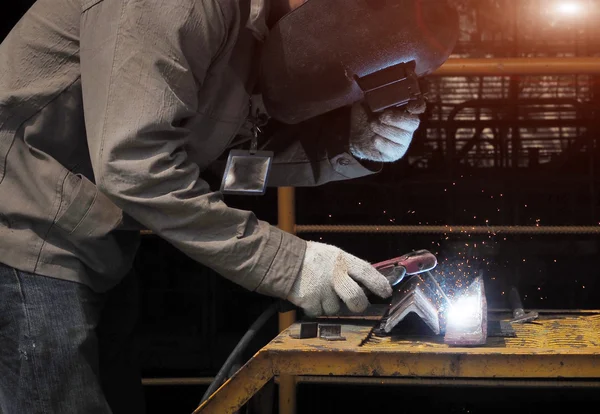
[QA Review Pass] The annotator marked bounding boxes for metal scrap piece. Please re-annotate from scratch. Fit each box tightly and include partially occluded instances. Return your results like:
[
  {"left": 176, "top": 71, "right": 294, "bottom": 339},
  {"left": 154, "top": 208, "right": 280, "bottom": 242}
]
[
  {"left": 319, "top": 324, "right": 346, "bottom": 341},
  {"left": 290, "top": 322, "right": 318, "bottom": 339}
]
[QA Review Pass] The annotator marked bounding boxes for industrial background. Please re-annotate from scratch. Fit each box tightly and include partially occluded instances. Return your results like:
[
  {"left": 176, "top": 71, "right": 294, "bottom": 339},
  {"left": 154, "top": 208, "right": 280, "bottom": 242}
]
[{"left": 3, "top": 0, "right": 600, "bottom": 413}]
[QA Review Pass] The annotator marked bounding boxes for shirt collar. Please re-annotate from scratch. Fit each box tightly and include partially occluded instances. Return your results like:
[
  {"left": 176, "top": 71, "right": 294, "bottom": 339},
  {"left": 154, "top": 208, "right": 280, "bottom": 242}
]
[{"left": 246, "top": 0, "right": 270, "bottom": 41}]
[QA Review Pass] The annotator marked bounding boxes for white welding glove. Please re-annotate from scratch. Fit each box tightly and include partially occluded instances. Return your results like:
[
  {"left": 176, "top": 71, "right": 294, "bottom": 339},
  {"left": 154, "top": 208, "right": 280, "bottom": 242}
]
[
  {"left": 287, "top": 241, "right": 393, "bottom": 317},
  {"left": 349, "top": 100, "right": 426, "bottom": 163}
]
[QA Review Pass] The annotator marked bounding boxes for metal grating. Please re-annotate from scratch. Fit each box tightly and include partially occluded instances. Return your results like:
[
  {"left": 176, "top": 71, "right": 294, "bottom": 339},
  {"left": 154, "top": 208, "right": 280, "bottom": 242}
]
[{"left": 411, "top": 0, "right": 600, "bottom": 169}]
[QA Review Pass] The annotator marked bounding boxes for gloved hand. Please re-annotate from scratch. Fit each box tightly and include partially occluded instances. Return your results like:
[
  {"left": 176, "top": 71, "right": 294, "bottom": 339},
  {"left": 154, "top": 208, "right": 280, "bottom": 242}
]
[
  {"left": 287, "top": 241, "right": 393, "bottom": 317},
  {"left": 349, "top": 100, "right": 426, "bottom": 163}
]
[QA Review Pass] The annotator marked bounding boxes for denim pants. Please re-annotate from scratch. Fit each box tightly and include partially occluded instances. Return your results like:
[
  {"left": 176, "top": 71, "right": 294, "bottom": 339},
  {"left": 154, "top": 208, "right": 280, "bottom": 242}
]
[{"left": 0, "top": 263, "right": 145, "bottom": 414}]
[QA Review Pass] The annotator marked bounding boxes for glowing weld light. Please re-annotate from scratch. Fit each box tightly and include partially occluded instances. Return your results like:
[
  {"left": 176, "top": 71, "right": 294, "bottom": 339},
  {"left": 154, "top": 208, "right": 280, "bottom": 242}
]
[
  {"left": 555, "top": 2, "right": 583, "bottom": 15},
  {"left": 446, "top": 296, "right": 481, "bottom": 331}
]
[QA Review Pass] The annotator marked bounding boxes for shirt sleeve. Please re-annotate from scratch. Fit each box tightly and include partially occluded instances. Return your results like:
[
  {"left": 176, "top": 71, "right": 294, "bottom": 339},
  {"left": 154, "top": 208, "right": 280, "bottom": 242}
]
[
  {"left": 263, "top": 107, "right": 382, "bottom": 187},
  {"left": 79, "top": 0, "right": 304, "bottom": 298}
]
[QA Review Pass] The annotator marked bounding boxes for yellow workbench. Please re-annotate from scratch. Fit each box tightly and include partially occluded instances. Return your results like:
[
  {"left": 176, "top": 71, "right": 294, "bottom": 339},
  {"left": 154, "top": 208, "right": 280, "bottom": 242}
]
[{"left": 194, "top": 311, "right": 600, "bottom": 414}]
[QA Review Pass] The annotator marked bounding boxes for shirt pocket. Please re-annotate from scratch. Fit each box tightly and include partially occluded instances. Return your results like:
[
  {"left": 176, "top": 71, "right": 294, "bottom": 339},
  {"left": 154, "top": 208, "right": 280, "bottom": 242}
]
[{"left": 54, "top": 172, "right": 123, "bottom": 238}]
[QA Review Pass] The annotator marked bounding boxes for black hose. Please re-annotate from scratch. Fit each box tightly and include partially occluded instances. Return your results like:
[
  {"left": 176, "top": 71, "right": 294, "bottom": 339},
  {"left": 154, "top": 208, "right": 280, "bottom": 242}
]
[{"left": 200, "top": 302, "right": 279, "bottom": 404}]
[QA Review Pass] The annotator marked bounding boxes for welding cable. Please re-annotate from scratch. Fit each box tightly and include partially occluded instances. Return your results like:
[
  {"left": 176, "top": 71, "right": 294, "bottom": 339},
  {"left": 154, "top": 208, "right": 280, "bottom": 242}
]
[{"left": 200, "top": 301, "right": 279, "bottom": 404}]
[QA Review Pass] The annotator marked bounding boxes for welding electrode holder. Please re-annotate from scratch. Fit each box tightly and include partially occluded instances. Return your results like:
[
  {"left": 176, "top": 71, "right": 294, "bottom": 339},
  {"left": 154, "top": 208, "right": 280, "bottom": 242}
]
[
  {"left": 354, "top": 60, "right": 429, "bottom": 114},
  {"left": 508, "top": 285, "right": 539, "bottom": 323},
  {"left": 508, "top": 286, "right": 525, "bottom": 317}
]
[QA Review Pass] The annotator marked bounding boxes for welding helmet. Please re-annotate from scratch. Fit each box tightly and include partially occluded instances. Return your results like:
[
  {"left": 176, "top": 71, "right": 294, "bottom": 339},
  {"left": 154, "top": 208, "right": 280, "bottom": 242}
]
[{"left": 259, "top": 0, "right": 459, "bottom": 124}]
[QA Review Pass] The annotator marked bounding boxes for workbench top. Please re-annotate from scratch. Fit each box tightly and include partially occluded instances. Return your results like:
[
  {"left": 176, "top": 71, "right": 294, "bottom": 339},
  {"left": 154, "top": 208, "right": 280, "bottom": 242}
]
[
  {"left": 265, "top": 312, "right": 600, "bottom": 378},
  {"left": 274, "top": 312, "right": 600, "bottom": 353},
  {"left": 196, "top": 311, "right": 600, "bottom": 413}
]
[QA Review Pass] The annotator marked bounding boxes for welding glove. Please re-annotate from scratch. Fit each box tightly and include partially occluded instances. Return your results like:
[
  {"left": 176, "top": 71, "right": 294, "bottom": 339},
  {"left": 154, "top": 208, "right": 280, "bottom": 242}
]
[
  {"left": 287, "top": 241, "right": 393, "bottom": 317},
  {"left": 349, "top": 100, "right": 426, "bottom": 163}
]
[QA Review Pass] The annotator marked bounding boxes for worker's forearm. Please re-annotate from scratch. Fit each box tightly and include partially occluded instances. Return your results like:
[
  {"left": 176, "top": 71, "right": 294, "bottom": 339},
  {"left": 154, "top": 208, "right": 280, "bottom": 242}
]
[{"left": 102, "top": 176, "right": 305, "bottom": 298}]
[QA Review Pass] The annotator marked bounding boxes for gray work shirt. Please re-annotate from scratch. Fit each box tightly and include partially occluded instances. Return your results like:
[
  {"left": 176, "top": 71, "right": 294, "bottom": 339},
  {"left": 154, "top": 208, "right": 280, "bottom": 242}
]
[{"left": 0, "top": 0, "right": 377, "bottom": 296}]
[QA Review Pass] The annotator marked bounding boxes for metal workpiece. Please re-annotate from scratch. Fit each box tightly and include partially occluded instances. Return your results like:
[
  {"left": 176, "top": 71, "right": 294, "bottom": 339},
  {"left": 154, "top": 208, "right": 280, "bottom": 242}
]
[
  {"left": 377, "top": 273, "right": 447, "bottom": 335},
  {"left": 381, "top": 285, "right": 441, "bottom": 335},
  {"left": 194, "top": 313, "right": 600, "bottom": 414},
  {"left": 444, "top": 276, "right": 488, "bottom": 346},
  {"left": 374, "top": 272, "right": 487, "bottom": 346}
]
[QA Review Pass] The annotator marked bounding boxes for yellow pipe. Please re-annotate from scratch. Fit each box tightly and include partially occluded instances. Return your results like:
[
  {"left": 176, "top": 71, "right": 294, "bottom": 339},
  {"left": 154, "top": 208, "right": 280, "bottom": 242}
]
[
  {"left": 277, "top": 187, "right": 297, "bottom": 234},
  {"left": 277, "top": 187, "right": 297, "bottom": 414},
  {"left": 435, "top": 57, "right": 600, "bottom": 76}
]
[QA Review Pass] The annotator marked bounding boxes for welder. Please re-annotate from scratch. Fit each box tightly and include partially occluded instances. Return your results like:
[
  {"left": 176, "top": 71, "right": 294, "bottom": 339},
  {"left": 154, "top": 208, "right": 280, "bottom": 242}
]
[{"left": 0, "top": 0, "right": 452, "bottom": 412}]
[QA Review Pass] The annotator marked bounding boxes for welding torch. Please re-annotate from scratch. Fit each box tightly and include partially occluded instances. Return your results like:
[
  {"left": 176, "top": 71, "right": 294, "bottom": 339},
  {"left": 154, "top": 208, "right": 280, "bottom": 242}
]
[{"left": 372, "top": 249, "right": 438, "bottom": 288}]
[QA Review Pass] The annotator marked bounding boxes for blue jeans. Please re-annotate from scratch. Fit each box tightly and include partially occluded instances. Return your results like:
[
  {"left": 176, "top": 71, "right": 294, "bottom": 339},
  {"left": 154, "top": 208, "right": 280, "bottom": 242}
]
[{"left": 0, "top": 263, "right": 145, "bottom": 414}]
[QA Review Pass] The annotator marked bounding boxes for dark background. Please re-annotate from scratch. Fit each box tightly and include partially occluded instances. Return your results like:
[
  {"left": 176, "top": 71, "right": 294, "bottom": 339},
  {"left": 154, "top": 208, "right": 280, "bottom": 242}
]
[{"left": 3, "top": 1, "right": 600, "bottom": 413}]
